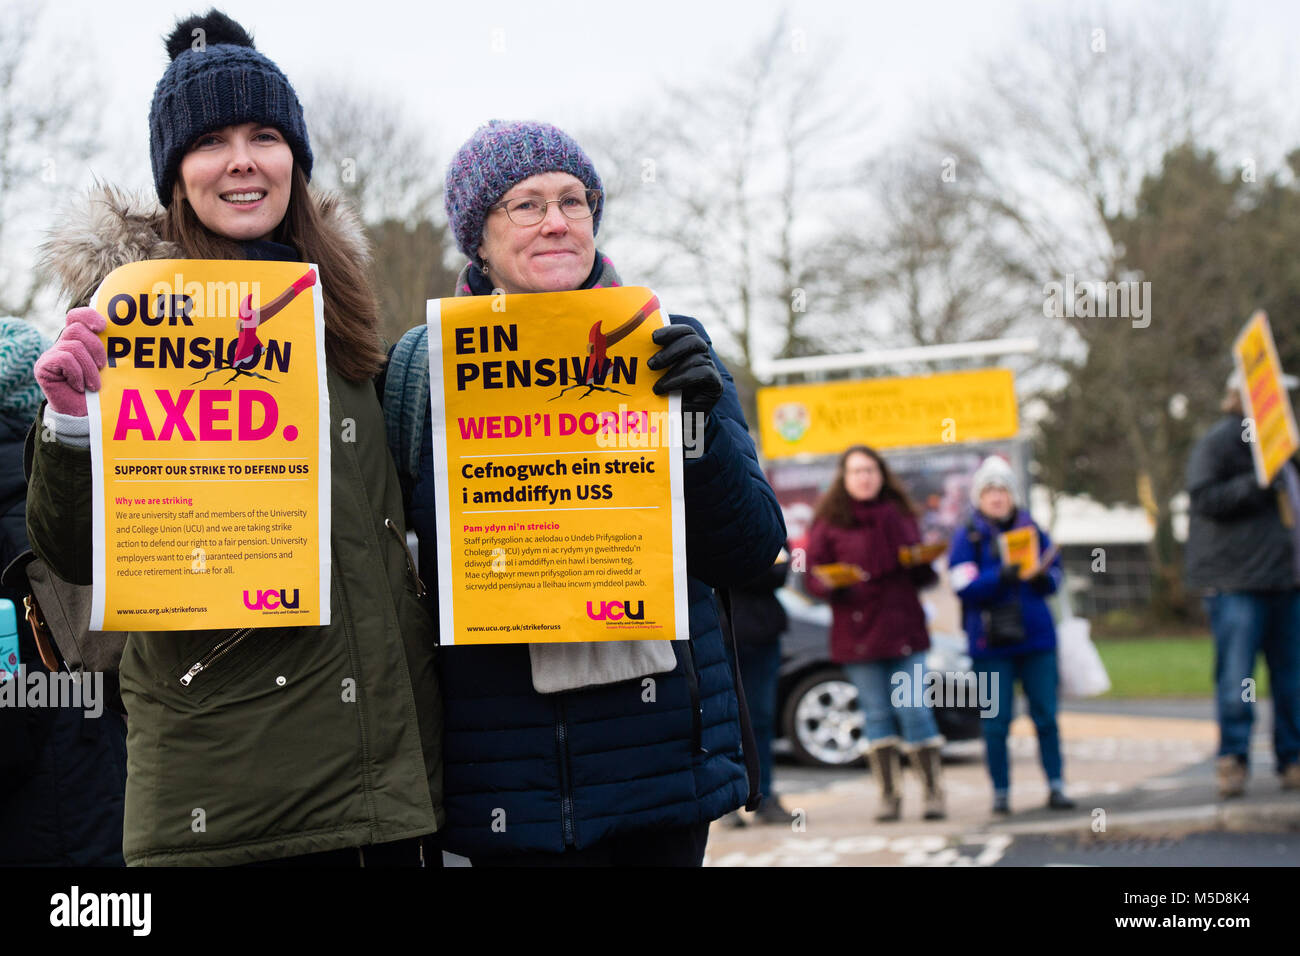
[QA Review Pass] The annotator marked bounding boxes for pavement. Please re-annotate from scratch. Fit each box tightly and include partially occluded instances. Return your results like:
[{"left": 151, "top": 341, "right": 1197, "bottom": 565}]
[{"left": 702, "top": 699, "right": 1300, "bottom": 866}]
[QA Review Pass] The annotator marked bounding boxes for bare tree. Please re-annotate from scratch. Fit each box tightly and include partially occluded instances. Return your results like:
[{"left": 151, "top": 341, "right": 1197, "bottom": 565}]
[
  {"left": 0, "top": 3, "right": 100, "bottom": 321},
  {"left": 828, "top": 151, "right": 1041, "bottom": 357},
  {"left": 304, "top": 80, "right": 440, "bottom": 226},
  {"left": 924, "top": 2, "right": 1262, "bottom": 615},
  {"left": 928, "top": 2, "right": 1254, "bottom": 302},
  {"left": 304, "top": 82, "right": 459, "bottom": 343},
  {"left": 584, "top": 15, "right": 873, "bottom": 385}
]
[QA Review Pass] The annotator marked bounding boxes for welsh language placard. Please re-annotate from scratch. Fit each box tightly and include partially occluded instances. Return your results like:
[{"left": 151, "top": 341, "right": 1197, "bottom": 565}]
[{"left": 426, "top": 287, "right": 688, "bottom": 645}]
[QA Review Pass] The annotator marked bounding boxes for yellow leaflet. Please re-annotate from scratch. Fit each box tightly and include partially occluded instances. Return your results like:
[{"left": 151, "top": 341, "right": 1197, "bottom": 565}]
[{"left": 997, "top": 526, "right": 1040, "bottom": 577}]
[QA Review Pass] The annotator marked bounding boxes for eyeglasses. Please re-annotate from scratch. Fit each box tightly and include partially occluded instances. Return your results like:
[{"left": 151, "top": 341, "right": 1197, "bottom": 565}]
[{"left": 490, "top": 189, "right": 602, "bottom": 226}]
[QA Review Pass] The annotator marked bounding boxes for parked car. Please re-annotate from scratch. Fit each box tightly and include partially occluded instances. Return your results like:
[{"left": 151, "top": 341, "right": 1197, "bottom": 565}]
[{"left": 773, "top": 587, "right": 983, "bottom": 767}]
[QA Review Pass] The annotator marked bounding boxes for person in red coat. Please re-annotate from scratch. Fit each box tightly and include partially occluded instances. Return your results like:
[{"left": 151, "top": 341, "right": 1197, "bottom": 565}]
[{"left": 805, "top": 445, "right": 946, "bottom": 820}]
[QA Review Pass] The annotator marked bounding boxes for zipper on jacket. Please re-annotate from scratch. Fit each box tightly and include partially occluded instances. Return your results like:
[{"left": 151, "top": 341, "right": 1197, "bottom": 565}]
[
  {"left": 331, "top": 565, "right": 380, "bottom": 836},
  {"left": 555, "top": 700, "right": 576, "bottom": 847},
  {"left": 385, "top": 517, "right": 427, "bottom": 598},
  {"left": 179, "top": 628, "right": 254, "bottom": 686},
  {"left": 681, "top": 641, "right": 705, "bottom": 754}
]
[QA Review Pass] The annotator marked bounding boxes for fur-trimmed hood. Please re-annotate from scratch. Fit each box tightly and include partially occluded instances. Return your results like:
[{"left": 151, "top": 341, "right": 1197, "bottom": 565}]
[{"left": 39, "top": 183, "right": 370, "bottom": 308}]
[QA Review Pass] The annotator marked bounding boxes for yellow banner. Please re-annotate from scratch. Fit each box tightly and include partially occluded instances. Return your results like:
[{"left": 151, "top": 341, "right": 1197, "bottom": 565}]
[
  {"left": 1233, "top": 310, "right": 1300, "bottom": 486},
  {"left": 427, "top": 286, "right": 687, "bottom": 645},
  {"left": 756, "top": 368, "right": 1019, "bottom": 458},
  {"left": 87, "top": 259, "right": 330, "bottom": 631}
]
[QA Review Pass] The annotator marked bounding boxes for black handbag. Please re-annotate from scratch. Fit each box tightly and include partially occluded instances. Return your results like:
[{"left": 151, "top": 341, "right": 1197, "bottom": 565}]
[
  {"left": 981, "top": 599, "right": 1026, "bottom": 647},
  {"left": 967, "top": 520, "right": 1026, "bottom": 647},
  {"left": 2, "top": 550, "right": 127, "bottom": 716}
]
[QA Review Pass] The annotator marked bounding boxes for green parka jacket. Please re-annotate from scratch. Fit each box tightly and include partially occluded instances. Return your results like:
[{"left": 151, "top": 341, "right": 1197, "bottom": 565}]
[{"left": 26, "top": 186, "right": 443, "bottom": 865}]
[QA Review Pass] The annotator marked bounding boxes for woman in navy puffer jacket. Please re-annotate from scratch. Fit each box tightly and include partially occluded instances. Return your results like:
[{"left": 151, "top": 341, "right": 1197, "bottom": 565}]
[{"left": 403, "top": 121, "right": 785, "bottom": 865}]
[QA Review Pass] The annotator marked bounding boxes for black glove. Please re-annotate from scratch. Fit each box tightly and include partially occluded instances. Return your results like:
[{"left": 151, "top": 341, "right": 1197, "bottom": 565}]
[
  {"left": 998, "top": 564, "right": 1022, "bottom": 587},
  {"left": 648, "top": 325, "right": 723, "bottom": 417},
  {"left": 1028, "top": 571, "right": 1054, "bottom": 595}
]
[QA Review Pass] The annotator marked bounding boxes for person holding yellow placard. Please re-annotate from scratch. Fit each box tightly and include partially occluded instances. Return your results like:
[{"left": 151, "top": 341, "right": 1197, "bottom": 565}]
[
  {"left": 396, "top": 120, "right": 786, "bottom": 865},
  {"left": 25, "top": 11, "right": 442, "bottom": 866},
  {"left": 1185, "top": 373, "right": 1300, "bottom": 797},
  {"left": 804, "top": 445, "right": 947, "bottom": 822},
  {"left": 947, "top": 455, "right": 1073, "bottom": 815}
]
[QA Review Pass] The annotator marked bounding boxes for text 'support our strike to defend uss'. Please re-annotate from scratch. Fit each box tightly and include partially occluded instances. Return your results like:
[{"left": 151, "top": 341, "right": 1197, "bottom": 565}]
[
  {"left": 86, "top": 259, "right": 331, "bottom": 631},
  {"left": 427, "top": 286, "right": 688, "bottom": 645}
]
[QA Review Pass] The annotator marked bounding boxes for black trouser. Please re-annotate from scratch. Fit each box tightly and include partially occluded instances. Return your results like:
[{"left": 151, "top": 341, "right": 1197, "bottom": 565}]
[
  {"left": 246, "top": 836, "right": 433, "bottom": 867},
  {"left": 469, "top": 821, "right": 711, "bottom": 867}
]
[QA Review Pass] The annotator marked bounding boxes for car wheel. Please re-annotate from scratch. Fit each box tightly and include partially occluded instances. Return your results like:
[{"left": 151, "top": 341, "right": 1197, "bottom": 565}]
[{"left": 781, "top": 669, "right": 866, "bottom": 768}]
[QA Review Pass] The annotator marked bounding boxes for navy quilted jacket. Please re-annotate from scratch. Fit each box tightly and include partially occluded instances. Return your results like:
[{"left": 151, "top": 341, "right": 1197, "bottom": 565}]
[{"left": 407, "top": 315, "right": 785, "bottom": 857}]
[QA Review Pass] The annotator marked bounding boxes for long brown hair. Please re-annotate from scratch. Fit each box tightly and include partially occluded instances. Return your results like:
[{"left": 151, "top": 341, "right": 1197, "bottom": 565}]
[
  {"left": 812, "top": 444, "right": 919, "bottom": 528},
  {"left": 161, "top": 165, "right": 385, "bottom": 382}
]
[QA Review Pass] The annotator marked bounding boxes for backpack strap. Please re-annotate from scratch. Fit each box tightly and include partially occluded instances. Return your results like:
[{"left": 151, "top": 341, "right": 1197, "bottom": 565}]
[
  {"left": 716, "top": 587, "right": 763, "bottom": 812},
  {"left": 2, "top": 550, "right": 127, "bottom": 716},
  {"left": 966, "top": 518, "right": 984, "bottom": 567},
  {"left": 382, "top": 324, "right": 430, "bottom": 502}
]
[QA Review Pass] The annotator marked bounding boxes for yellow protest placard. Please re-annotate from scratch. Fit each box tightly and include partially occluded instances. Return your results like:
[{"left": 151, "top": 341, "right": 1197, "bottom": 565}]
[
  {"left": 756, "top": 368, "right": 1019, "bottom": 459},
  {"left": 898, "top": 542, "right": 948, "bottom": 567},
  {"left": 997, "top": 526, "right": 1040, "bottom": 577},
  {"left": 426, "top": 286, "right": 687, "bottom": 645},
  {"left": 1233, "top": 311, "right": 1300, "bottom": 486},
  {"left": 86, "top": 260, "right": 330, "bottom": 631},
  {"left": 811, "top": 563, "right": 868, "bottom": 588}
]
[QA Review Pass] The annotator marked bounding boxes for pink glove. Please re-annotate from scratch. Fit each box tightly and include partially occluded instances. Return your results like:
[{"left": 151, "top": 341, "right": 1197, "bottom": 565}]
[{"left": 33, "top": 307, "right": 108, "bottom": 417}]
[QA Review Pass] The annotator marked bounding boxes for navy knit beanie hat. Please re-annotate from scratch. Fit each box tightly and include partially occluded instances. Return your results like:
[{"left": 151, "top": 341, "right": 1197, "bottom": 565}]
[
  {"left": 149, "top": 10, "right": 312, "bottom": 206},
  {"left": 444, "top": 120, "right": 603, "bottom": 262},
  {"left": 0, "top": 317, "right": 49, "bottom": 420}
]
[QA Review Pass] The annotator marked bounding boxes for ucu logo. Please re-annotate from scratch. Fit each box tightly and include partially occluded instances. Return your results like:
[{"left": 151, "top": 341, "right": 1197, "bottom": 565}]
[
  {"left": 243, "top": 588, "right": 300, "bottom": 611},
  {"left": 585, "top": 599, "right": 645, "bottom": 621}
]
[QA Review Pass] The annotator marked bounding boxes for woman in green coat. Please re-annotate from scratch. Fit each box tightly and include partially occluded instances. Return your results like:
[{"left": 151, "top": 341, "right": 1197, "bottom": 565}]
[{"left": 26, "top": 10, "right": 442, "bottom": 866}]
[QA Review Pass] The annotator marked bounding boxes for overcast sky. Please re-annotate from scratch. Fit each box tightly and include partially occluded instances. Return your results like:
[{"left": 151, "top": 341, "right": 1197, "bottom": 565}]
[
  {"left": 37, "top": 0, "right": 1020, "bottom": 154},
  {"left": 9, "top": 0, "right": 1300, "bottom": 347},
  {"left": 22, "top": 0, "right": 1300, "bottom": 194}
]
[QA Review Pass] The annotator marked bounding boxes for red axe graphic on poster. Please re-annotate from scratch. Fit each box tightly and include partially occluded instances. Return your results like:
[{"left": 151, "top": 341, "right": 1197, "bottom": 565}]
[
  {"left": 193, "top": 267, "right": 316, "bottom": 384},
  {"left": 235, "top": 268, "right": 317, "bottom": 366},
  {"left": 554, "top": 293, "right": 659, "bottom": 400}
]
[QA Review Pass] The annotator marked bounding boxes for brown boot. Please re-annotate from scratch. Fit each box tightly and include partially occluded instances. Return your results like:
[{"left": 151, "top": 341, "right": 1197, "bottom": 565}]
[
  {"left": 1216, "top": 755, "right": 1247, "bottom": 799},
  {"left": 867, "top": 741, "right": 902, "bottom": 822},
  {"left": 1281, "top": 763, "right": 1300, "bottom": 791},
  {"left": 914, "top": 743, "right": 947, "bottom": 820}
]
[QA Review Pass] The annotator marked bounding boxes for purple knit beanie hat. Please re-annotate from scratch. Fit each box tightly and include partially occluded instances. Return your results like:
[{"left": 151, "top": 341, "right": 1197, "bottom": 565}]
[{"left": 444, "top": 120, "right": 603, "bottom": 262}]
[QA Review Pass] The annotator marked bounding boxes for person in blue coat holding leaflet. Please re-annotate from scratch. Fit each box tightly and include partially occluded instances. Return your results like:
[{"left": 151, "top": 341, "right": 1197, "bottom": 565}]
[
  {"left": 947, "top": 455, "right": 1076, "bottom": 815},
  {"left": 392, "top": 120, "right": 786, "bottom": 865}
]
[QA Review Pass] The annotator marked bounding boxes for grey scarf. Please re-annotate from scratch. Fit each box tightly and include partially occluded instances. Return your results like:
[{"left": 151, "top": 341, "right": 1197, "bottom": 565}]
[{"left": 453, "top": 253, "right": 679, "bottom": 693}]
